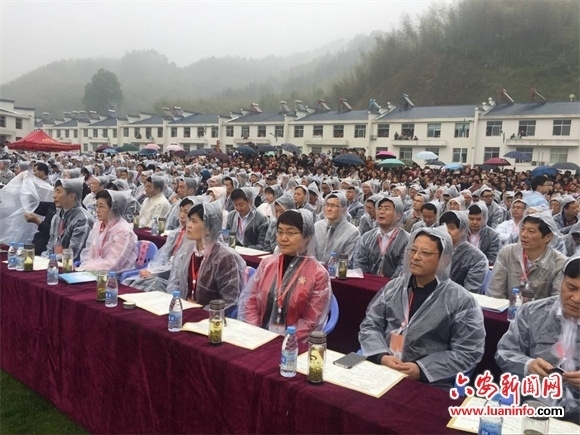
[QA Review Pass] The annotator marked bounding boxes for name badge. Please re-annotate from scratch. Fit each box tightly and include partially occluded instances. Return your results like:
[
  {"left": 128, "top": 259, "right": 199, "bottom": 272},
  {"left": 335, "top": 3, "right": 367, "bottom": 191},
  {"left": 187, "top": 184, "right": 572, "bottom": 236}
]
[
  {"left": 390, "top": 329, "right": 406, "bottom": 360},
  {"left": 269, "top": 322, "right": 286, "bottom": 336}
]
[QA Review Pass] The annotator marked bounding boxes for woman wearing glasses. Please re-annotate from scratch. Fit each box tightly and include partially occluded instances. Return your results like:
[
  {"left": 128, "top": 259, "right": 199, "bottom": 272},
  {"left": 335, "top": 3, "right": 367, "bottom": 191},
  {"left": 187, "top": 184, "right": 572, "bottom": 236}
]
[{"left": 238, "top": 209, "right": 332, "bottom": 340}]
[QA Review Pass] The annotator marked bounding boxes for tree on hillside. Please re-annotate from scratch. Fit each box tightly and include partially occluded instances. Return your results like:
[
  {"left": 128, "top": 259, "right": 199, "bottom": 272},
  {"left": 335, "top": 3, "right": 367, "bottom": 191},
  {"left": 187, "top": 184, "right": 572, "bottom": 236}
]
[{"left": 82, "top": 68, "right": 123, "bottom": 114}]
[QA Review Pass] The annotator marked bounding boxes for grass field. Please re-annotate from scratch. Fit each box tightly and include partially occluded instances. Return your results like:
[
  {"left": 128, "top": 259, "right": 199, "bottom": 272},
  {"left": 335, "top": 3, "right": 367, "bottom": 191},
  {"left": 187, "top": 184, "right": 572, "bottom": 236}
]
[{"left": 0, "top": 371, "right": 86, "bottom": 434}]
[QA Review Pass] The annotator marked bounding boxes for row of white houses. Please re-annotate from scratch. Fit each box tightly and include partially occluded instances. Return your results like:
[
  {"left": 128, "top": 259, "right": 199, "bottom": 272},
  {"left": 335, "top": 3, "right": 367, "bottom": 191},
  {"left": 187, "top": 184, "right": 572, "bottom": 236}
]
[{"left": 2, "top": 97, "right": 579, "bottom": 170}]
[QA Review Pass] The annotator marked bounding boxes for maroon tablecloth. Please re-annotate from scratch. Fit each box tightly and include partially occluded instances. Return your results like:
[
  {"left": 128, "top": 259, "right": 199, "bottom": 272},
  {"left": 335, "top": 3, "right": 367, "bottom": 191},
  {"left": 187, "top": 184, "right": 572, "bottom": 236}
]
[
  {"left": 241, "top": 254, "right": 509, "bottom": 379},
  {"left": 134, "top": 228, "right": 167, "bottom": 248},
  {"left": 0, "top": 258, "right": 465, "bottom": 434}
]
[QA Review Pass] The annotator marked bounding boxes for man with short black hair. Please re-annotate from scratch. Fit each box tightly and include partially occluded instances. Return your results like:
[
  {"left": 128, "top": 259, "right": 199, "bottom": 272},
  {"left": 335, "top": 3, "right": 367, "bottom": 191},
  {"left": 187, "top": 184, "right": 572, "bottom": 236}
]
[
  {"left": 226, "top": 188, "right": 269, "bottom": 250},
  {"left": 137, "top": 175, "right": 171, "bottom": 228},
  {"left": 467, "top": 203, "right": 500, "bottom": 265},
  {"left": 410, "top": 202, "right": 439, "bottom": 233},
  {"left": 554, "top": 196, "right": 579, "bottom": 233},
  {"left": 33, "top": 163, "right": 50, "bottom": 183},
  {"left": 531, "top": 176, "right": 553, "bottom": 197}
]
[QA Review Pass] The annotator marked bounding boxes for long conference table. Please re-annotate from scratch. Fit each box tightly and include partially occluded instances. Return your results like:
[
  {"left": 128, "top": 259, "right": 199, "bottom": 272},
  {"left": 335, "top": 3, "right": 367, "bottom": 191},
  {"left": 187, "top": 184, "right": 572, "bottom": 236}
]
[
  {"left": 134, "top": 229, "right": 509, "bottom": 380},
  {"left": 0, "top": 254, "right": 466, "bottom": 434}
]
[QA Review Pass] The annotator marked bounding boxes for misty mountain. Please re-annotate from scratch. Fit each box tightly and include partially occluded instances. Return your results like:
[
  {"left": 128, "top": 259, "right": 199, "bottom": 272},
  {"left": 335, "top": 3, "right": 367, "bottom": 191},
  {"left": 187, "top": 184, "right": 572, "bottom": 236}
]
[{"left": 0, "top": 33, "right": 381, "bottom": 116}]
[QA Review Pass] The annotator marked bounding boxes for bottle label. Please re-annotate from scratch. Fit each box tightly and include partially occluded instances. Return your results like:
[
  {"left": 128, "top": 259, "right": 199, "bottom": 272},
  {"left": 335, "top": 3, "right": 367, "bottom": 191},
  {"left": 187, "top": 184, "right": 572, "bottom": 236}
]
[
  {"left": 8, "top": 257, "right": 17, "bottom": 266},
  {"left": 281, "top": 350, "right": 297, "bottom": 369},
  {"left": 169, "top": 312, "right": 182, "bottom": 323}
]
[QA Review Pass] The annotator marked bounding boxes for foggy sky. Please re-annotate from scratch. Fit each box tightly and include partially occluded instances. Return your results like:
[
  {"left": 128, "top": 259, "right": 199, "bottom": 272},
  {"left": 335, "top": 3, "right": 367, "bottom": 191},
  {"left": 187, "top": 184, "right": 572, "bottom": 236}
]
[{"left": 1, "top": 0, "right": 439, "bottom": 85}]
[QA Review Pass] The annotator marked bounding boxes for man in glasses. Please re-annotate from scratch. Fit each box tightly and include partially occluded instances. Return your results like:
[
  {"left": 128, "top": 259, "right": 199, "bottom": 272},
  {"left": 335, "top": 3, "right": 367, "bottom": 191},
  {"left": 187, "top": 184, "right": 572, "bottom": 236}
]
[
  {"left": 478, "top": 185, "right": 503, "bottom": 229},
  {"left": 359, "top": 227, "right": 485, "bottom": 387}
]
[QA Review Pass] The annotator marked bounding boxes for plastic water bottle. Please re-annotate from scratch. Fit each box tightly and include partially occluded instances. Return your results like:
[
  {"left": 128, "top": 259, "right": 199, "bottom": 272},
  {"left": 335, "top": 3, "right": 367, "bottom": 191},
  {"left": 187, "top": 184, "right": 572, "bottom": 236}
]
[
  {"left": 47, "top": 254, "right": 59, "bottom": 285},
  {"left": 280, "top": 325, "right": 298, "bottom": 377},
  {"left": 327, "top": 252, "right": 338, "bottom": 279},
  {"left": 7, "top": 242, "right": 17, "bottom": 270},
  {"left": 15, "top": 243, "right": 25, "bottom": 271},
  {"left": 151, "top": 217, "right": 159, "bottom": 235},
  {"left": 478, "top": 394, "right": 503, "bottom": 435},
  {"left": 104, "top": 271, "right": 118, "bottom": 307},
  {"left": 507, "top": 287, "right": 522, "bottom": 322},
  {"left": 168, "top": 290, "right": 183, "bottom": 332}
]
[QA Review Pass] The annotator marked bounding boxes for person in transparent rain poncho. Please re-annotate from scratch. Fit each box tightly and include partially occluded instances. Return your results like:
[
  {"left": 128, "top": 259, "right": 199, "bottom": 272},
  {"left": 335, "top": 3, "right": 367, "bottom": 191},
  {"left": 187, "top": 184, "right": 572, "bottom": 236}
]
[
  {"left": 495, "top": 256, "right": 580, "bottom": 421},
  {"left": 0, "top": 165, "right": 54, "bottom": 244},
  {"left": 313, "top": 191, "right": 359, "bottom": 265},
  {"left": 225, "top": 187, "right": 269, "bottom": 250},
  {"left": 359, "top": 227, "right": 485, "bottom": 388},
  {"left": 122, "top": 197, "right": 196, "bottom": 292},
  {"left": 495, "top": 198, "right": 527, "bottom": 247},
  {"left": 79, "top": 190, "right": 138, "bottom": 272},
  {"left": 439, "top": 211, "right": 489, "bottom": 293},
  {"left": 358, "top": 193, "right": 382, "bottom": 236},
  {"left": 263, "top": 193, "right": 296, "bottom": 253},
  {"left": 107, "top": 179, "right": 141, "bottom": 222},
  {"left": 466, "top": 202, "right": 500, "bottom": 265},
  {"left": 353, "top": 196, "right": 409, "bottom": 278},
  {"left": 167, "top": 201, "right": 245, "bottom": 315},
  {"left": 238, "top": 209, "right": 332, "bottom": 341},
  {"left": 488, "top": 210, "right": 568, "bottom": 300}
]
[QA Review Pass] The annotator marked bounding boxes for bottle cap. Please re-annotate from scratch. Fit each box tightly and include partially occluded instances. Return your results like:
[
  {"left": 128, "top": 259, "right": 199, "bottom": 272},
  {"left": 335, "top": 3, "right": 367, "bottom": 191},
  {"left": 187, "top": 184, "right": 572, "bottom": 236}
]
[
  {"left": 49, "top": 254, "right": 57, "bottom": 260},
  {"left": 18, "top": 242, "right": 24, "bottom": 247},
  {"left": 172, "top": 290, "right": 180, "bottom": 298},
  {"left": 511, "top": 287, "right": 519, "bottom": 293},
  {"left": 339, "top": 254, "right": 348, "bottom": 259},
  {"left": 330, "top": 251, "right": 336, "bottom": 256},
  {"left": 209, "top": 299, "right": 225, "bottom": 310},
  {"left": 108, "top": 271, "right": 116, "bottom": 277},
  {"left": 286, "top": 326, "right": 296, "bottom": 334},
  {"left": 308, "top": 331, "right": 327, "bottom": 344}
]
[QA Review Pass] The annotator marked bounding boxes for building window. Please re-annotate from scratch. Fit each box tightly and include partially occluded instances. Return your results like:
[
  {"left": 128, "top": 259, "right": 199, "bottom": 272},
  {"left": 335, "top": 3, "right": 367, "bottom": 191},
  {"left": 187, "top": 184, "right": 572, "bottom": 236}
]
[
  {"left": 93, "top": 129, "right": 99, "bottom": 137},
  {"left": 123, "top": 128, "right": 128, "bottom": 138},
  {"left": 241, "top": 126, "right": 249, "bottom": 138},
  {"left": 184, "top": 127, "right": 191, "bottom": 138},
  {"left": 103, "top": 129, "right": 108, "bottom": 137},
  {"left": 0, "top": 116, "right": 5, "bottom": 127},
  {"left": 85, "top": 129, "right": 90, "bottom": 137},
  {"left": 74, "top": 130, "right": 78, "bottom": 139},
  {"left": 454, "top": 122, "right": 470, "bottom": 138},
  {"left": 257, "top": 126, "right": 266, "bottom": 137},
  {"left": 401, "top": 123, "right": 415, "bottom": 138},
  {"left": 376, "top": 147, "right": 389, "bottom": 153},
  {"left": 517, "top": 120, "right": 535, "bottom": 137},
  {"left": 226, "top": 144, "right": 234, "bottom": 152},
  {"left": 550, "top": 147, "right": 568, "bottom": 164},
  {"left": 197, "top": 127, "right": 205, "bottom": 138},
  {"left": 112, "top": 129, "right": 117, "bottom": 138},
  {"left": 311, "top": 146, "right": 322, "bottom": 154},
  {"left": 15, "top": 118, "right": 22, "bottom": 129},
  {"left": 452, "top": 148, "right": 468, "bottom": 163},
  {"left": 294, "top": 125, "right": 304, "bottom": 138},
  {"left": 484, "top": 147, "right": 500, "bottom": 160},
  {"left": 377, "top": 124, "right": 389, "bottom": 137},
  {"left": 485, "top": 121, "right": 502, "bottom": 136},
  {"left": 313, "top": 125, "right": 323, "bottom": 136},
  {"left": 399, "top": 147, "right": 412, "bottom": 160},
  {"left": 170, "top": 127, "right": 177, "bottom": 138},
  {"left": 65, "top": 130, "right": 70, "bottom": 139},
  {"left": 274, "top": 125, "right": 284, "bottom": 138},
  {"left": 157, "top": 127, "right": 163, "bottom": 137},
  {"left": 144, "top": 127, "right": 151, "bottom": 139},
  {"left": 226, "top": 126, "right": 234, "bottom": 137},
  {"left": 515, "top": 147, "right": 533, "bottom": 163},
  {"left": 427, "top": 123, "right": 441, "bottom": 138},
  {"left": 211, "top": 126, "right": 218, "bottom": 138},
  {"left": 424, "top": 147, "right": 440, "bottom": 156},
  {"left": 553, "top": 120, "right": 571, "bottom": 136},
  {"left": 333, "top": 125, "right": 344, "bottom": 138},
  {"left": 83, "top": 144, "right": 89, "bottom": 152},
  {"left": 133, "top": 128, "right": 140, "bottom": 138},
  {"left": 354, "top": 124, "right": 366, "bottom": 138}
]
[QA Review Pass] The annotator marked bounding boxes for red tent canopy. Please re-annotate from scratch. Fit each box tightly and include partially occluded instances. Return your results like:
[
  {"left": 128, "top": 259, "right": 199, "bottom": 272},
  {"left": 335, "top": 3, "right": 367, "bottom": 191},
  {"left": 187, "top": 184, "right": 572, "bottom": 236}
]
[{"left": 8, "top": 130, "right": 81, "bottom": 152}]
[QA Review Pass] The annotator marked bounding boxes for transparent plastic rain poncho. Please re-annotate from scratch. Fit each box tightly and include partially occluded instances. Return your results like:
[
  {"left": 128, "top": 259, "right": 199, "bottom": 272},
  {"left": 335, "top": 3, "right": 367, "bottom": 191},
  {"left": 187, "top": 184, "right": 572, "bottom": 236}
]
[
  {"left": 478, "top": 185, "right": 504, "bottom": 229},
  {"left": 307, "top": 182, "right": 323, "bottom": 215},
  {"left": 313, "top": 191, "right": 360, "bottom": 264},
  {"left": 563, "top": 222, "right": 580, "bottom": 256},
  {"left": 167, "top": 201, "right": 246, "bottom": 311},
  {"left": 495, "top": 255, "right": 580, "bottom": 417},
  {"left": 466, "top": 201, "right": 500, "bottom": 264},
  {"left": 238, "top": 209, "right": 332, "bottom": 341},
  {"left": 138, "top": 175, "right": 171, "bottom": 228},
  {"left": 223, "top": 176, "right": 240, "bottom": 212},
  {"left": 111, "top": 178, "right": 141, "bottom": 221},
  {"left": 0, "top": 170, "right": 54, "bottom": 244},
  {"left": 359, "top": 226, "right": 486, "bottom": 386},
  {"left": 353, "top": 196, "right": 409, "bottom": 278},
  {"left": 263, "top": 194, "right": 296, "bottom": 253},
  {"left": 45, "top": 178, "right": 95, "bottom": 260},
  {"left": 554, "top": 195, "right": 578, "bottom": 233},
  {"left": 206, "top": 186, "right": 228, "bottom": 228},
  {"left": 358, "top": 193, "right": 383, "bottom": 236},
  {"left": 225, "top": 187, "right": 269, "bottom": 250},
  {"left": 346, "top": 186, "right": 365, "bottom": 220},
  {"left": 0, "top": 159, "right": 15, "bottom": 184},
  {"left": 496, "top": 198, "right": 528, "bottom": 245},
  {"left": 488, "top": 210, "right": 569, "bottom": 300},
  {"left": 447, "top": 195, "right": 465, "bottom": 211},
  {"left": 80, "top": 190, "right": 138, "bottom": 272},
  {"left": 440, "top": 210, "right": 489, "bottom": 293},
  {"left": 165, "top": 177, "right": 199, "bottom": 231}
]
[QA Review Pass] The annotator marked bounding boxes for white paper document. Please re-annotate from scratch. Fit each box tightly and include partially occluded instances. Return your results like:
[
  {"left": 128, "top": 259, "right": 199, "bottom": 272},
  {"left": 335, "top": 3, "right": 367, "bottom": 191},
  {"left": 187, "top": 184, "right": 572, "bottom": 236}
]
[
  {"left": 346, "top": 268, "right": 364, "bottom": 279},
  {"left": 181, "top": 318, "right": 279, "bottom": 350},
  {"left": 235, "top": 246, "right": 271, "bottom": 257},
  {"left": 471, "top": 293, "right": 510, "bottom": 312},
  {"left": 295, "top": 349, "right": 405, "bottom": 398},
  {"left": 119, "top": 291, "right": 201, "bottom": 316},
  {"left": 447, "top": 396, "right": 580, "bottom": 434}
]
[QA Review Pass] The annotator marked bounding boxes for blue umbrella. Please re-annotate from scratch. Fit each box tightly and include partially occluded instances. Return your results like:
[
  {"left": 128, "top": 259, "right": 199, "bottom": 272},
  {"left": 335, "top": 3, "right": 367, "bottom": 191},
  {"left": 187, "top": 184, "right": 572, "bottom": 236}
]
[
  {"left": 333, "top": 154, "right": 365, "bottom": 166},
  {"left": 281, "top": 143, "right": 300, "bottom": 154},
  {"left": 257, "top": 144, "right": 277, "bottom": 153},
  {"left": 531, "top": 166, "right": 558, "bottom": 177},
  {"left": 103, "top": 148, "right": 118, "bottom": 154},
  {"left": 237, "top": 145, "right": 257, "bottom": 156},
  {"left": 443, "top": 163, "right": 464, "bottom": 170},
  {"left": 138, "top": 148, "right": 158, "bottom": 156},
  {"left": 503, "top": 151, "right": 531, "bottom": 162}
]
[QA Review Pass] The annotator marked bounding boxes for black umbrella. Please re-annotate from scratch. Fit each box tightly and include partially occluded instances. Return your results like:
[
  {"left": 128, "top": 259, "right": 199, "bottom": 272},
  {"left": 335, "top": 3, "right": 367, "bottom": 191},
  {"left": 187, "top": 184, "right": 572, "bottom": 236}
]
[
  {"left": 138, "top": 148, "right": 158, "bottom": 156},
  {"left": 425, "top": 159, "right": 446, "bottom": 166},
  {"left": 174, "top": 150, "right": 188, "bottom": 157},
  {"left": 209, "top": 151, "right": 230, "bottom": 162},
  {"left": 333, "top": 154, "right": 365, "bottom": 166},
  {"left": 188, "top": 149, "right": 211, "bottom": 157},
  {"left": 551, "top": 162, "right": 580, "bottom": 171},
  {"left": 95, "top": 144, "right": 110, "bottom": 152},
  {"left": 280, "top": 143, "right": 300, "bottom": 154},
  {"left": 257, "top": 144, "right": 277, "bottom": 153},
  {"left": 237, "top": 145, "right": 257, "bottom": 157}
]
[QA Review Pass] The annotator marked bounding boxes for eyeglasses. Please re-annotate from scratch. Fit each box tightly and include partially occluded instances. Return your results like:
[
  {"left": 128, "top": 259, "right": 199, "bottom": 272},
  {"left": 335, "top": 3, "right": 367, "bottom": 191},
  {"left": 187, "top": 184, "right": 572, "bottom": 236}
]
[
  {"left": 407, "top": 248, "right": 439, "bottom": 258},
  {"left": 324, "top": 203, "right": 340, "bottom": 209},
  {"left": 377, "top": 206, "right": 393, "bottom": 212},
  {"left": 481, "top": 194, "right": 493, "bottom": 199},
  {"left": 276, "top": 230, "right": 302, "bottom": 238}
]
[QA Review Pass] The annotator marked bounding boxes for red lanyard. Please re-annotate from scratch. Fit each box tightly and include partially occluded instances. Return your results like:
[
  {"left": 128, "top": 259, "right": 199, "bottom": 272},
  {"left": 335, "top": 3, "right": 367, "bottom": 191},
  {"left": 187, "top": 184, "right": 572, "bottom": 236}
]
[
  {"left": 238, "top": 216, "right": 244, "bottom": 234},
  {"left": 402, "top": 289, "right": 415, "bottom": 328},
  {"left": 172, "top": 228, "right": 186, "bottom": 256},
  {"left": 378, "top": 228, "right": 399, "bottom": 256},
  {"left": 275, "top": 256, "right": 307, "bottom": 311},
  {"left": 521, "top": 251, "right": 531, "bottom": 281}
]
